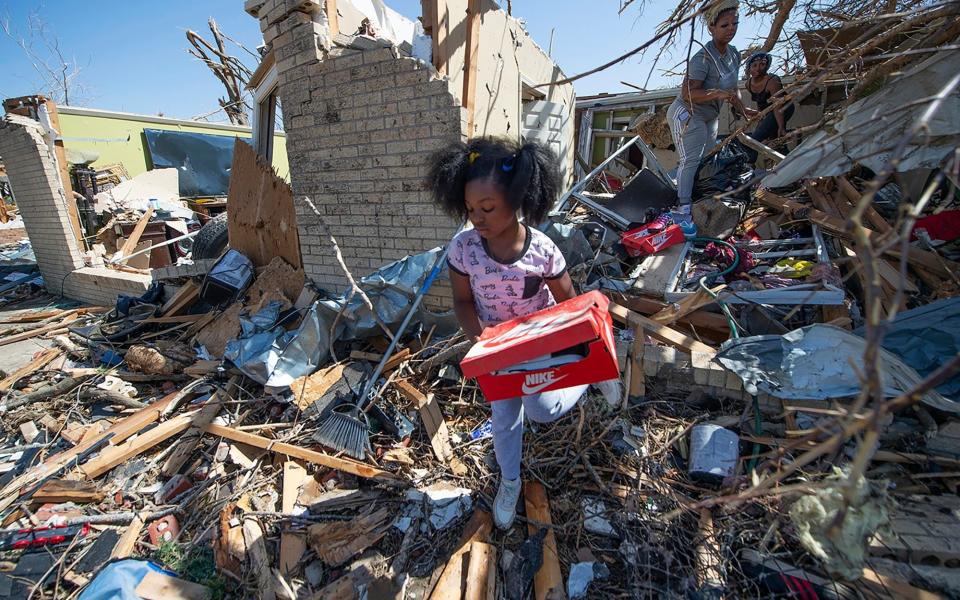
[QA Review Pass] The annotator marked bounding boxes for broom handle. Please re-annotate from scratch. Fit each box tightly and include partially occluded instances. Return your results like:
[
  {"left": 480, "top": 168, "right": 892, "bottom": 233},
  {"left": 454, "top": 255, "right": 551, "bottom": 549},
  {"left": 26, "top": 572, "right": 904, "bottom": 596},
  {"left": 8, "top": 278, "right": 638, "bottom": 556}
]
[{"left": 356, "top": 232, "right": 460, "bottom": 408}]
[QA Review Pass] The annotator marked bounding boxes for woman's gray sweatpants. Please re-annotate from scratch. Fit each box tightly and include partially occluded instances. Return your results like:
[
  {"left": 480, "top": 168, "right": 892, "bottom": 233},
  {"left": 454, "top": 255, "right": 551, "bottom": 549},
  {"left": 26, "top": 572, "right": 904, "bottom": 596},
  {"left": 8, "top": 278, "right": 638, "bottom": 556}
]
[
  {"left": 490, "top": 384, "right": 589, "bottom": 480},
  {"left": 667, "top": 100, "right": 719, "bottom": 206}
]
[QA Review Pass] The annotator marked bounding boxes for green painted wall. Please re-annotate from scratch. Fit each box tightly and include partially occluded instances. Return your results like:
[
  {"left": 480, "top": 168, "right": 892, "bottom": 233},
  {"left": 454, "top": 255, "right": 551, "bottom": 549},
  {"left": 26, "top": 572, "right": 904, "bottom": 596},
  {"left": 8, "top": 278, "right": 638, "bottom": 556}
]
[{"left": 57, "top": 108, "right": 289, "bottom": 183}]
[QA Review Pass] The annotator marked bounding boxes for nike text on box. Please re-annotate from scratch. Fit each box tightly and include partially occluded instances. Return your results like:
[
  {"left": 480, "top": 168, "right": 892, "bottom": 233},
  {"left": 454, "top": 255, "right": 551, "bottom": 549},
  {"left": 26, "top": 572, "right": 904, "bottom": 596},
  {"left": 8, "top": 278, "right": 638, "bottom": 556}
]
[{"left": 460, "top": 291, "right": 620, "bottom": 401}]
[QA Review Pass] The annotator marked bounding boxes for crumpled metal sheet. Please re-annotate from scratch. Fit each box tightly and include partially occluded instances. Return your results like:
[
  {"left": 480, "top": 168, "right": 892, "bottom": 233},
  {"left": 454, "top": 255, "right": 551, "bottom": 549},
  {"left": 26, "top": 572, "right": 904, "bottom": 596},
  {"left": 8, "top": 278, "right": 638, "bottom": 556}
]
[
  {"left": 225, "top": 302, "right": 329, "bottom": 390},
  {"left": 855, "top": 297, "right": 960, "bottom": 397},
  {"left": 762, "top": 48, "right": 960, "bottom": 187},
  {"left": 716, "top": 324, "right": 958, "bottom": 413},
  {"left": 317, "top": 247, "right": 453, "bottom": 340},
  {"left": 542, "top": 221, "right": 593, "bottom": 268}
]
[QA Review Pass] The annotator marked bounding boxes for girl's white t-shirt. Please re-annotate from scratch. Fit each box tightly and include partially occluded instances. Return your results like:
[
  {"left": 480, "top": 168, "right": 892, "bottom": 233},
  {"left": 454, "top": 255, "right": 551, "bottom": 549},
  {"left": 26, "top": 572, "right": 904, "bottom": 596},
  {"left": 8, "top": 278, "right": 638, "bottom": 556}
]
[{"left": 447, "top": 225, "right": 567, "bottom": 327}]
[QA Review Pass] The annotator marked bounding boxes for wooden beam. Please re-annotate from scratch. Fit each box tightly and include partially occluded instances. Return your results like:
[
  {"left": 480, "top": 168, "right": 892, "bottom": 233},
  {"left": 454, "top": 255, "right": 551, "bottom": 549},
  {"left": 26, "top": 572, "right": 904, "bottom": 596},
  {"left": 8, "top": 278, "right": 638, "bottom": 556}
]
[
  {"left": 43, "top": 99, "right": 86, "bottom": 249},
  {"left": 462, "top": 0, "right": 481, "bottom": 135},
  {"left": 279, "top": 460, "right": 309, "bottom": 576},
  {"left": 119, "top": 208, "right": 155, "bottom": 258},
  {"left": 71, "top": 414, "right": 195, "bottom": 480},
  {"left": 609, "top": 303, "right": 717, "bottom": 355},
  {"left": 757, "top": 189, "right": 959, "bottom": 279},
  {"left": 161, "top": 378, "right": 238, "bottom": 477},
  {"left": 204, "top": 424, "right": 403, "bottom": 484},
  {"left": 429, "top": 510, "right": 492, "bottom": 600},
  {"left": 0, "top": 315, "right": 78, "bottom": 347},
  {"left": 111, "top": 512, "right": 146, "bottom": 559},
  {"left": 464, "top": 541, "right": 496, "bottom": 600},
  {"left": 0, "top": 348, "right": 61, "bottom": 391},
  {"left": 243, "top": 517, "right": 276, "bottom": 600},
  {"left": 628, "top": 326, "right": 645, "bottom": 398},
  {"left": 524, "top": 481, "right": 565, "bottom": 600},
  {"left": 160, "top": 280, "right": 200, "bottom": 317},
  {"left": 431, "top": 0, "right": 449, "bottom": 76},
  {"left": 396, "top": 380, "right": 467, "bottom": 476},
  {"left": 32, "top": 479, "right": 105, "bottom": 504},
  {"left": 605, "top": 292, "right": 730, "bottom": 334},
  {"left": 324, "top": 0, "right": 339, "bottom": 37}
]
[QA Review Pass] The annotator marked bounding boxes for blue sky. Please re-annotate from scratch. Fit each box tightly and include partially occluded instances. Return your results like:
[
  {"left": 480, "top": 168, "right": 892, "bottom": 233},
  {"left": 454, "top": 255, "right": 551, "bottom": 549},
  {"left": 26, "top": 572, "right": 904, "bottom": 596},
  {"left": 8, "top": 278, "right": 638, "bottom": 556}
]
[{"left": 0, "top": 1, "right": 766, "bottom": 122}]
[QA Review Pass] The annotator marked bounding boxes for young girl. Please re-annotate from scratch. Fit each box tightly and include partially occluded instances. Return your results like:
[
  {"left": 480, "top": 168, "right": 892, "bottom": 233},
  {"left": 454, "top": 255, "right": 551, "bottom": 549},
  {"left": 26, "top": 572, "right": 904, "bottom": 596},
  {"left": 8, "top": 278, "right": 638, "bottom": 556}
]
[{"left": 426, "top": 137, "right": 590, "bottom": 529}]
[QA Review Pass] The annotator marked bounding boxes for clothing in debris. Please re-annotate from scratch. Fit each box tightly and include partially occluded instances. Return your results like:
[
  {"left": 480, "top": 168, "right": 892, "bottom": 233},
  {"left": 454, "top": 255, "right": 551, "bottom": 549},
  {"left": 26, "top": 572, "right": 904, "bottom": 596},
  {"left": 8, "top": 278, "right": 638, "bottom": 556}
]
[
  {"left": 668, "top": 40, "right": 741, "bottom": 206},
  {"left": 447, "top": 225, "right": 567, "bottom": 327}
]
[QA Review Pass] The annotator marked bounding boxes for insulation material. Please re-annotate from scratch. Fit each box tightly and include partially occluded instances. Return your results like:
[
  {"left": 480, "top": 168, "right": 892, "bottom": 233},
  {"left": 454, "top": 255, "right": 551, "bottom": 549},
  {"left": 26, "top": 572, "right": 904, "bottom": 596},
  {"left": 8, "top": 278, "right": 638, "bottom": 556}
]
[
  {"left": 789, "top": 470, "right": 894, "bottom": 581},
  {"left": 124, "top": 345, "right": 183, "bottom": 375}
]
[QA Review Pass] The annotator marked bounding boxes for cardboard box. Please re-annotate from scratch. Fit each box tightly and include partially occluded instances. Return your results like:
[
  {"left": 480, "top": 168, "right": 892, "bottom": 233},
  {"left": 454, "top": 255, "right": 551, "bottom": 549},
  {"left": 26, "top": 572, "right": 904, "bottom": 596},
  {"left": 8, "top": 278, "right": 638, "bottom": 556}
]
[
  {"left": 460, "top": 291, "right": 619, "bottom": 401},
  {"left": 622, "top": 223, "right": 685, "bottom": 257}
]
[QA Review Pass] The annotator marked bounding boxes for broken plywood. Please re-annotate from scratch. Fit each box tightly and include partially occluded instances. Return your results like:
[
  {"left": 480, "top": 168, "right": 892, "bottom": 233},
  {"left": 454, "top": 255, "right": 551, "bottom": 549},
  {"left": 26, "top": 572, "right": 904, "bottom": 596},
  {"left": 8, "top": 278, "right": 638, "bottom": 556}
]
[{"left": 226, "top": 139, "right": 301, "bottom": 269}]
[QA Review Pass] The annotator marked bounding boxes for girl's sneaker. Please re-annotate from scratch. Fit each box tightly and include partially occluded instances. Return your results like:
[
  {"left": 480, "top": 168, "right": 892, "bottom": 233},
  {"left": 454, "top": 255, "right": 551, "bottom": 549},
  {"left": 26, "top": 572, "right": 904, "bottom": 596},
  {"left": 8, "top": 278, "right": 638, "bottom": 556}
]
[{"left": 494, "top": 476, "right": 522, "bottom": 529}]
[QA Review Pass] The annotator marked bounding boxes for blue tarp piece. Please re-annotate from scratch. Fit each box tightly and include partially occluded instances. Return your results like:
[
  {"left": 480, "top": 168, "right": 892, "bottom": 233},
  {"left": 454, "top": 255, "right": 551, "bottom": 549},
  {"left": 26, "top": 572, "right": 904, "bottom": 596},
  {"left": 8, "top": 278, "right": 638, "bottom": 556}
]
[
  {"left": 856, "top": 297, "right": 960, "bottom": 397},
  {"left": 77, "top": 560, "right": 176, "bottom": 600}
]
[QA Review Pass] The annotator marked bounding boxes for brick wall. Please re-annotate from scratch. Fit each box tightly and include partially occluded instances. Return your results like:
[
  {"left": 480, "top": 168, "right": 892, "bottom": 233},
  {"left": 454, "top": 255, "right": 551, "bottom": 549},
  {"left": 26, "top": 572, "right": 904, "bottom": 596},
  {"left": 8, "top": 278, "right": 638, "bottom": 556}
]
[
  {"left": 257, "top": 5, "right": 462, "bottom": 309},
  {"left": 0, "top": 114, "right": 150, "bottom": 305},
  {"left": 0, "top": 115, "right": 86, "bottom": 292}
]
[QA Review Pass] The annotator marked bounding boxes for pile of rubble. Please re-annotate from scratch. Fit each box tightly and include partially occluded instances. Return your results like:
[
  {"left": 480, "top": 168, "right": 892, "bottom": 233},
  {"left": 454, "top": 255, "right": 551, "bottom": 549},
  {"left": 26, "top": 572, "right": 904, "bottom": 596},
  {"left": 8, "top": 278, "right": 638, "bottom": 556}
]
[{"left": 0, "top": 132, "right": 957, "bottom": 599}]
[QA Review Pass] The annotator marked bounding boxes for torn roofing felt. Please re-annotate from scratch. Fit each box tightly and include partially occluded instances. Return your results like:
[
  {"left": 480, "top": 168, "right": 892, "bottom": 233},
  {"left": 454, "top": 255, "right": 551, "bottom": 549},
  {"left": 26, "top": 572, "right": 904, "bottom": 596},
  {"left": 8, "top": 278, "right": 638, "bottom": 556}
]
[{"left": 762, "top": 47, "right": 960, "bottom": 188}]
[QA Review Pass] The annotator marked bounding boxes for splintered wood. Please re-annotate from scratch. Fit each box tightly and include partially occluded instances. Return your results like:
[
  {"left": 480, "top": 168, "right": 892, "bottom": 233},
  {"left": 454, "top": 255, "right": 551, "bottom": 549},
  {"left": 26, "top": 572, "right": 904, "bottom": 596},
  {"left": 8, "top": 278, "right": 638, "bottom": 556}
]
[
  {"left": 307, "top": 507, "right": 392, "bottom": 566},
  {"left": 396, "top": 380, "right": 467, "bottom": 476}
]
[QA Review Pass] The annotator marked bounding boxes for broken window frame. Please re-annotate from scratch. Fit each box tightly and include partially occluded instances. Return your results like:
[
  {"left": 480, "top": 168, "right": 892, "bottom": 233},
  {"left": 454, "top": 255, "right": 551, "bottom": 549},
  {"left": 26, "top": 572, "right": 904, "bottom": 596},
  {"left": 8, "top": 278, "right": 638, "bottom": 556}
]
[
  {"left": 250, "top": 60, "right": 279, "bottom": 162},
  {"left": 552, "top": 135, "right": 674, "bottom": 230}
]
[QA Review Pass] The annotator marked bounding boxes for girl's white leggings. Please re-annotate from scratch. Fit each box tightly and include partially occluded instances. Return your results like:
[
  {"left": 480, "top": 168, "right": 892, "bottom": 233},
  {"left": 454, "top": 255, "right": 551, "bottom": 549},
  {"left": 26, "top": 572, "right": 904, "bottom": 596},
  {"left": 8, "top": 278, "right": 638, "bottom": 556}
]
[{"left": 489, "top": 385, "right": 589, "bottom": 480}]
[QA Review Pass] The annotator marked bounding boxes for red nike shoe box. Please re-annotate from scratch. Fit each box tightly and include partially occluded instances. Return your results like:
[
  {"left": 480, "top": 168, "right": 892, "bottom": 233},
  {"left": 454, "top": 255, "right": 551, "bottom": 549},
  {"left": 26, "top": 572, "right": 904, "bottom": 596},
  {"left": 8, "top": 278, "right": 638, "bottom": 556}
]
[
  {"left": 621, "top": 223, "right": 685, "bottom": 257},
  {"left": 460, "top": 291, "right": 619, "bottom": 401}
]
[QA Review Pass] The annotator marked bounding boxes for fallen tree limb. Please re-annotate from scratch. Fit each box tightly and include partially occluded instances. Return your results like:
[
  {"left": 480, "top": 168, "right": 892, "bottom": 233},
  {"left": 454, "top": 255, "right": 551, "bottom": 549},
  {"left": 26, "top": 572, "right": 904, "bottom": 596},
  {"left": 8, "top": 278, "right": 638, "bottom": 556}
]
[{"left": 0, "top": 374, "right": 94, "bottom": 412}]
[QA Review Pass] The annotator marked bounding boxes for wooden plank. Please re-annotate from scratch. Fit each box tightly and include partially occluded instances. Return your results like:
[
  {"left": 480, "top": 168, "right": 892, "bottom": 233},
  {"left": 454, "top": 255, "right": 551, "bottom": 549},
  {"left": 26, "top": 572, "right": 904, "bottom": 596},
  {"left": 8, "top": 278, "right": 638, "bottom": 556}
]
[
  {"left": 609, "top": 303, "right": 717, "bottom": 355},
  {"left": 464, "top": 541, "right": 496, "bottom": 600},
  {"left": 0, "top": 315, "right": 78, "bottom": 347},
  {"left": 160, "top": 280, "right": 200, "bottom": 317},
  {"left": 161, "top": 379, "right": 237, "bottom": 477},
  {"left": 279, "top": 460, "right": 309, "bottom": 576},
  {"left": 629, "top": 326, "right": 645, "bottom": 398},
  {"left": 757, "top": 190, "right": 959, "bottom": 279},
  {"left": 106, "top": 390, "right": 183, "bottom": 445},
  {"left": 226, "top": 139, "right": 301, "bottom": 269},
  {"left": 648, "top": 284, "right": 722, "bottom": 326},
  {"left": 44, "top": 99, "right": 86, "bottom": 248},
  {"left": 859, "top": 567, "right": 942, "bottom": 600},
  {"left": 118, "top": 208, "right": 155, "bottom": 258},
  {"left": 324, "top": 0, "right": 339, "bottom": 36},
  {"left": 835, "top": 176, "right": 893, "bottom": 234},
  {"left": 431, "top": 0, "right": 449, "bottom": 76},
  {"left": 32, "top": 479, "right": 104, "bottom": 504},
  {"left": 72, "top": 414, "right": 195, "bottom": 479},
  {"left": 462, "top": 0, "right": 481, "bottom": 135},
  {"left": 140, "top": 314, "right": 207, "bottom": 325},
  {"left": 0, "top": 348, "right": 61, "bottom": 391},
  {"left": 606, "top": 293, "right": 730, "bottom": 334},
  {"left": 136, "top": 570, "right": 212, "bottom": 600},
  {"left": 243, "top": 518, "right": 276, "bottom": 600},
  {"left": 111, "top": 512, "right": 145, "bottom": 559},
  {"left": 203, "top": 423, "right": 403, "bottom": 484},
  {"left": 429, "top": 510, "right": 493, "bottom": 600},
  {"left": 396, "top": 380, "right": 467, "bottom": 476},
  {"left": 524, "top": 481, "right": 565, "bottom": 600}
]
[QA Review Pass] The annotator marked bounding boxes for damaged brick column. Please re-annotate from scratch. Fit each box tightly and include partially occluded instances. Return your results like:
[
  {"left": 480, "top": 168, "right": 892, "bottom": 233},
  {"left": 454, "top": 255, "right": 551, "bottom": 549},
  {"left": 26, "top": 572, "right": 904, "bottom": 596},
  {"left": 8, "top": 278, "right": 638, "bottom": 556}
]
[
  {"left": 0, "top": 114, "right": 86, "bottom": 293},
  {"left": 250, "top": 0, "right": 463, "bottom": 309},
  {"left": 0, "top": 113, "right": 152, "bottom": 305}
]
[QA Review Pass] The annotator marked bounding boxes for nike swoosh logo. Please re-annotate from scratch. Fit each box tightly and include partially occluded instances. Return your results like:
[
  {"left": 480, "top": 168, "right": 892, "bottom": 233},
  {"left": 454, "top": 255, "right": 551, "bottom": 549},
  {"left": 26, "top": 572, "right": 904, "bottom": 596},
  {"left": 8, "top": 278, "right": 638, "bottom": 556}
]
[{"left": 521, "top": 374, "right": 567, "bottom": 395}]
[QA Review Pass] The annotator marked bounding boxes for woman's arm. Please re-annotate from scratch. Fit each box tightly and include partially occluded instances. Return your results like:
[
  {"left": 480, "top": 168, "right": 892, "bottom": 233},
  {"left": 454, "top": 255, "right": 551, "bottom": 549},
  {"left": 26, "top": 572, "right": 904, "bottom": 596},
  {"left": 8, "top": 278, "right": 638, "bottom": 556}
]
[
  {"left": 769, "top": 76, "right": 787, "bottom": 137},
  {"left": 451, "top": 270, "right": 483, "bottom": 342},
  {"left": 680, "top": 77, "right": 734, "bottom": 106},
  {"left": 545, "top": 272, "right": 576, "bottom": 303}
]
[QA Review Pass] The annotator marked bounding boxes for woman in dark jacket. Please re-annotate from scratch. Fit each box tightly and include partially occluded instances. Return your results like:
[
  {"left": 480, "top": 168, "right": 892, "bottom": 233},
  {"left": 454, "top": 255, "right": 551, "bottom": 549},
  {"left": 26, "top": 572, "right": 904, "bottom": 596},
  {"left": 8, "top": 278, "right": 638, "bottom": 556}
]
[{"left": 744, "top": 51, "right": 794, "bottom": 158}]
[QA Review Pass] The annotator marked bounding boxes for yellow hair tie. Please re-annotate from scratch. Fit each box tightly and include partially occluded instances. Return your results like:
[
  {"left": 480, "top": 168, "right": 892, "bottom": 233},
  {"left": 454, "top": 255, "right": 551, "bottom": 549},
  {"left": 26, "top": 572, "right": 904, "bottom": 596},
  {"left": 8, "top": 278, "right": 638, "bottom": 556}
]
[{"left": 468, "top": 151, "right": 480, "bottom": 165}]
